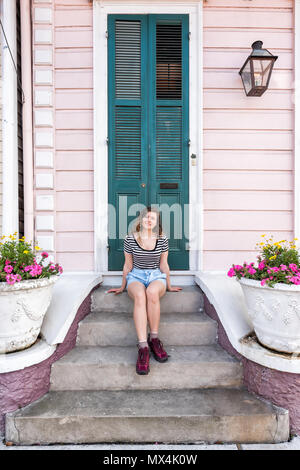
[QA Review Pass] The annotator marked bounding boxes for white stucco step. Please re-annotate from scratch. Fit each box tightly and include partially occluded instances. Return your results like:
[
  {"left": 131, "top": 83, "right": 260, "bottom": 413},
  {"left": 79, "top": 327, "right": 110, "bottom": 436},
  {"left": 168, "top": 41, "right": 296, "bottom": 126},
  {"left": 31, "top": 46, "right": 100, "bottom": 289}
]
[
  {"left": 5, "top": 388, "right": 289, "bottom": 445},
  {"left": 76, "top": 311, "right": 217, "bottom": 346},
  {"left": 50, "top": 345, "right": 243, "bottom": 391},
  {"left": 91, "top": 285, "right": 204, "bottom": 314}
]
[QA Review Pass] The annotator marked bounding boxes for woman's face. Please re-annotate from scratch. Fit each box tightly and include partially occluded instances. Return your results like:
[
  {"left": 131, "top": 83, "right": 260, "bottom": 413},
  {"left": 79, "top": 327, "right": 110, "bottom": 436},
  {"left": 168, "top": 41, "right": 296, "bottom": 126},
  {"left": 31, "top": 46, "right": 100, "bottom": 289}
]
[{"left": 141, "top": 211, "right": 158, "bottom": 231}]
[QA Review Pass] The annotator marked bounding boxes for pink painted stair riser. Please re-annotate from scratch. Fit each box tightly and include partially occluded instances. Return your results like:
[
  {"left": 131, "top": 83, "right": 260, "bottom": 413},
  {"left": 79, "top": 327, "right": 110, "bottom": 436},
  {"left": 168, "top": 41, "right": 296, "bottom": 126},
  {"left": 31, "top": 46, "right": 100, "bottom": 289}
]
[
  {"left": 0, "top": 276, "right": 59, "bottom": 354},
  {"left": 239, "top": 277, "right": 300, "bottom": 353}
]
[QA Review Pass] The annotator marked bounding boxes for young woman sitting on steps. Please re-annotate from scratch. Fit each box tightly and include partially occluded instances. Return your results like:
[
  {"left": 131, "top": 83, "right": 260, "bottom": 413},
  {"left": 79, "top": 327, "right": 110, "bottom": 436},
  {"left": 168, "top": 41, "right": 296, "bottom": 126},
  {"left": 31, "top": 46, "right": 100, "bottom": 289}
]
[{"left": 107, "top": 206, "right": 182, "bottom": 375}]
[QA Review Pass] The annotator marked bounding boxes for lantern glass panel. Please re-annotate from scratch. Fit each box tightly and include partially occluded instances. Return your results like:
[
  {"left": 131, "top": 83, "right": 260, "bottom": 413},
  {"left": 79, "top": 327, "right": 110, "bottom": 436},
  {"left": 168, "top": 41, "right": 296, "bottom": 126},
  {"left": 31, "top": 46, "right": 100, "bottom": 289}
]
[
  {"left": 252, "top": 58, "right": 273, "bottom": 87},
  {"left": 241, "top": 61, "right": 252, "bottom": 94}
]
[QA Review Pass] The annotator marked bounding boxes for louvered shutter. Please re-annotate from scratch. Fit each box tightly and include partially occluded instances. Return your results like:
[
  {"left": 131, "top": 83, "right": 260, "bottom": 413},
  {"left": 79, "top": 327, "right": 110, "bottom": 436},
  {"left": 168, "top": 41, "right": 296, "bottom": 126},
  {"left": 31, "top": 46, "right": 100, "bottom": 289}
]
[
  {"left": 108, "top": 16, "right": 148, "bottom": 269},
  {"left": 149, "top": 16, "right": 189, "bottom": 266}
]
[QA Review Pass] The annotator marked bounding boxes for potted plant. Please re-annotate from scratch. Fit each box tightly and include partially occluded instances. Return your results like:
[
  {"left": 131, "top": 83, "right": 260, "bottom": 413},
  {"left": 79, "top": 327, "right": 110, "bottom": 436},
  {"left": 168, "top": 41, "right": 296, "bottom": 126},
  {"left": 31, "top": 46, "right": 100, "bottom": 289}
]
[
  {"left": 0, "top": 233, "right": 63, "bottom": 353},
  {"left": 228, "top": 235, "right": 300, "bottom": 353}
]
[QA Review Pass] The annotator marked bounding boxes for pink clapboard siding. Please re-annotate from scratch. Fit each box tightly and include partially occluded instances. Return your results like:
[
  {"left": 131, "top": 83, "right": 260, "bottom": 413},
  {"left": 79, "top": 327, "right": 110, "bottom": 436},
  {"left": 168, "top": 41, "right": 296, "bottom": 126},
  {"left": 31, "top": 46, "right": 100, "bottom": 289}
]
[
  {"left": 33, "top": 0, "right": 294, "bottom": 272},
  {"left": 53, "top": 0, "right": 93, "bottom": 270},
  {"left": 202, "top": 0, "right": 294, "bottom": 270}
]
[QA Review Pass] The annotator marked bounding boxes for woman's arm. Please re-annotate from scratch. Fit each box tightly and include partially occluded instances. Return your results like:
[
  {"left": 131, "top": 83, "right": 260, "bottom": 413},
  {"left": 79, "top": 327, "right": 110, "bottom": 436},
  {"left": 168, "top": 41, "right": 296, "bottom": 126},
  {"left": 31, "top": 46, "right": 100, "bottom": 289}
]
[
  {"left": 121, "top": 252, "right": 133, "bottom": 288},
  {"left": 107, "top": 252, "right": 133, "bottom": 294},
  {"left": 160, "top": 251, "right": 182, "bottom": 292}
]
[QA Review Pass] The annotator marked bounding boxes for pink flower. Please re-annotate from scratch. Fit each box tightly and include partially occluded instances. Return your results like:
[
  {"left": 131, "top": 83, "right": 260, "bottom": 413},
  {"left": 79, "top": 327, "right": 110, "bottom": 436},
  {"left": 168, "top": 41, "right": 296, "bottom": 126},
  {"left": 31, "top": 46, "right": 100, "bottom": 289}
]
[
  {"left": 258, "top": 261, "right": 265, "bottom": 270},
  {"left": 261, "top": 278, "right": 268, "bottom": 286},
  {"left": 280, "top": 264, "right": 287, "bottom": 271},
  {"left": 287, "top": 276, "right": 300, "bottom": 285},
  {"left": 268, "top": 267, "right": 280, "bottom": 273},
  {"left": 233, "top": 265, "right": 243, "bottom": 271},
  {"left": 289, "top": 264, "right": 298, "bottom": 273},
  {"left": 229, "top": 266, "right": 235, "bottom": 277},
  {"left": 5, "top": 274, "right": 21, "bottom": 285},
  {"left": 5, "top": 259, "right": 11, "bottom": 265},
  {"left": 4, "top": 265, "right": 13, "bottom": 274},
  {"left": 58, "top": 266, "right": 63, "bottom": 274},
  {"left": 29, "top": 264, "right": 43, "bottom": 277},
  {"left": 41, "top": 252, "right": 48, "bottom": 258},
  {"left": 6, "top": 274, "right": 16, "bottom": 285},
  {"left": 248, "top": 267, "right": 256, "bottom": 275}
]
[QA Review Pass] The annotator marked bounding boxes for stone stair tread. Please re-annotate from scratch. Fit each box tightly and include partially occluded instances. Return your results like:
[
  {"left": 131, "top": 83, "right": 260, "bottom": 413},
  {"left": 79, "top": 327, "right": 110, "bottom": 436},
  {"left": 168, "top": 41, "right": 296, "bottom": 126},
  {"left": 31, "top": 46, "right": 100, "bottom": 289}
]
[
  {"left": 6, "top": 388, "right": 281, "bottom": 418},
  {"left": 6, "top": 388, "right": 289, "bottom": 444},
  {"left": 52, "top": 344, "right": 240, "bottom": 366},
  {"left": 81, "top": 310, "right": 215, "bottom": 324},
  {"left": 91, "top": 285, "right": 204, "bottom": 313}
]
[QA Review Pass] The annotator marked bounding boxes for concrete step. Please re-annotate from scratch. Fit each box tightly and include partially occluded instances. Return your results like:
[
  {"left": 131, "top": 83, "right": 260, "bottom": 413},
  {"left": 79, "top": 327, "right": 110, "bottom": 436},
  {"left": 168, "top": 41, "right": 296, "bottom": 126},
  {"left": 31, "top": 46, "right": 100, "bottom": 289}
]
[
  {"left": 5, "top": 388, "right": 289, "bottom": 445},
  {"left": 76, "top": 311, "right": 217, "bottom": 346},
  {"left": 91, "top": 285, "right": 204, "bottom": 314},
  {"left": 50, "top": 345, "right": 243, "bottom": 391}
]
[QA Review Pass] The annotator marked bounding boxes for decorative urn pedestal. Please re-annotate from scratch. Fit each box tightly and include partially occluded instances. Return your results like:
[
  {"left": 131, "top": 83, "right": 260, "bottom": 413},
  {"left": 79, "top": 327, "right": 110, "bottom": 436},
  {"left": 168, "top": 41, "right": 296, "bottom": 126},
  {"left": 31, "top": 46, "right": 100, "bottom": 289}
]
[
  {"left": 239, "top": 277, "right": 300, "bottom": 353},
  {"left": 0, "top": 275, "right": 59, "bottom": 354}
]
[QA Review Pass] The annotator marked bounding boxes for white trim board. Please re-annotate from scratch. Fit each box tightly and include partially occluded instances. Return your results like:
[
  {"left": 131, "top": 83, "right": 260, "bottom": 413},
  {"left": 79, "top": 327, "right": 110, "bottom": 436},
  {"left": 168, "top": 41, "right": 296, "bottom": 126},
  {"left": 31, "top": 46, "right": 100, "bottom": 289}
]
[{"left": 93, "top": 0, "right": 204, "bottom": 273}]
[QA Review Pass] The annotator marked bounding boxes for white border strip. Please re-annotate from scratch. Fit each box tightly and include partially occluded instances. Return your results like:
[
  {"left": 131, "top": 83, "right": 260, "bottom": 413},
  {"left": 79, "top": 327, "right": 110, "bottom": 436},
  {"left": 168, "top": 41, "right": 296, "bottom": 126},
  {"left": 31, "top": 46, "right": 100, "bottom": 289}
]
[{"left": 93, "top": 0, "right": 204, "bottom": 272}]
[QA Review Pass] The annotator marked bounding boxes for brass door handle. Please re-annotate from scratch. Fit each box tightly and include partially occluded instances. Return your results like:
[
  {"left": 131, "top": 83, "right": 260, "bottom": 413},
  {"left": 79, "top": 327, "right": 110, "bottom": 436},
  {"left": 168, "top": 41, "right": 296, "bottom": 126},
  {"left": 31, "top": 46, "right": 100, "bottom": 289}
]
[{"left": 141, "top": 183, "right": 146, "bottom": 188}]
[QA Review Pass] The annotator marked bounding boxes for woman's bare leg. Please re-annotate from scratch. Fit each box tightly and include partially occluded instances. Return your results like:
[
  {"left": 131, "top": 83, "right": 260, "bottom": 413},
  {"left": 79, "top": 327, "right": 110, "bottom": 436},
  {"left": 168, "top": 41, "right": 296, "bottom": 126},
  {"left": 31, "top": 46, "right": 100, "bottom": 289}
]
[
  {"left": 127, "top": 281, "right": 148, "bottom": 342},
  {"left": 145, "top": 280, "right": 166, "bottom": 335}
]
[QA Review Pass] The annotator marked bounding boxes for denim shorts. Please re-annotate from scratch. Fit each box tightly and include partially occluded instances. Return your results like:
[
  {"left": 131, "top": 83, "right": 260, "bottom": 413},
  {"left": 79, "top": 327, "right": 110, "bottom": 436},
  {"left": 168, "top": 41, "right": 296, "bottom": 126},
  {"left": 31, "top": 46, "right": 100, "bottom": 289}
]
[{"left": 126, "top": 268, "right": 167, "bottom": 289}]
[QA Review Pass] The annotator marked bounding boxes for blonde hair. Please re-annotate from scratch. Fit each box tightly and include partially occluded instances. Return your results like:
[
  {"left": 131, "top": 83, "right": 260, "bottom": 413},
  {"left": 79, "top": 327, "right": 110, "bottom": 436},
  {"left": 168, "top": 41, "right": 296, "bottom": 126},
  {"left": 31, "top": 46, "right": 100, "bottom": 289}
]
[{"left": 130, "top": 206, "right": 163, "bottom": 247}]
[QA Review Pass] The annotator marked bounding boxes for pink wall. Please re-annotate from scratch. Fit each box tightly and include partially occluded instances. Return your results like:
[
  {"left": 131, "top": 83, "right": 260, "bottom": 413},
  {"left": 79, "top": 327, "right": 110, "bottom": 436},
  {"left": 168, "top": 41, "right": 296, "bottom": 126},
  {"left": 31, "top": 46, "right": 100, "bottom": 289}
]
[
  {"left": 32, "top": 0, "right": 294, "bottom": 272},
  {"left": 202, "top": 0, "right": 294, "bottom": 270}
]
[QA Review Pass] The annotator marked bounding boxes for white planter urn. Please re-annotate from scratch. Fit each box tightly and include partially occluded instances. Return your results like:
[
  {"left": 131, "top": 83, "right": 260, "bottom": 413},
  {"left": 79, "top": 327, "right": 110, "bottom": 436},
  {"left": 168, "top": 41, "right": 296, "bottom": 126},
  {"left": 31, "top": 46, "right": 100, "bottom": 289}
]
[
  {"left": 239, "top": 277, "right": 300, "bottom": 353},
  {"left": 0, "top": 275, "right": 59, "bottom": 354}
]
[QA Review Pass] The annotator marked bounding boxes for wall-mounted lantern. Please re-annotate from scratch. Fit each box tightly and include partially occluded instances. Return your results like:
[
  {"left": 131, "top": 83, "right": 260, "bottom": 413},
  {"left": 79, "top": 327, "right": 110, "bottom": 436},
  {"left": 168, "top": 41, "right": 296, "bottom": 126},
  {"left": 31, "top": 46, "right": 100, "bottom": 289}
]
[{"left": 239, "top": 41, "right": 278, "bottom": 96}]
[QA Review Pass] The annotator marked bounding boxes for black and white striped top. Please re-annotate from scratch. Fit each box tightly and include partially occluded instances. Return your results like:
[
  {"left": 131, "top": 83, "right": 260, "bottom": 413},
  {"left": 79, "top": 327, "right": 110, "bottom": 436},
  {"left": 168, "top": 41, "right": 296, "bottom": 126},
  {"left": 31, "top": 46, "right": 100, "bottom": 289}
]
[{"left": 123, "top": 233, "right": 169, "bottom": 269}]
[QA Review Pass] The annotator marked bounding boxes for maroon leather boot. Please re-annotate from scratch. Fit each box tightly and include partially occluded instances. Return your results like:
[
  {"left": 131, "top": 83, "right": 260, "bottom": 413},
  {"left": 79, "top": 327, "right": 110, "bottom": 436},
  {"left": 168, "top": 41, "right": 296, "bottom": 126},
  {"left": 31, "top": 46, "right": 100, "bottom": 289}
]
[
  {"left": 147, "top": 334, "right": 169, "bottom": 363},
  {"left": 136, "top": 346, "right": 150, "bottom": 375}
]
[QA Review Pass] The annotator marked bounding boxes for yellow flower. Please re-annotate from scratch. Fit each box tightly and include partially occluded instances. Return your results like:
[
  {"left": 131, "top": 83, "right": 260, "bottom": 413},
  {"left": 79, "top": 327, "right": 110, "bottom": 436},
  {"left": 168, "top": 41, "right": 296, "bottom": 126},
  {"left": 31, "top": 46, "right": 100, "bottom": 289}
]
[
  {"left": 23, "top": 250, "right": 29, "bottom": 254},
  {"left": 269, "top": 255, "right": 277, "bottom": 260},
  {"left": 34, "top": 246, "right": 40, "bottom": 251},
  {"left": 259, "top": 242, "right": 265, "bottom": 246},
  {"left": 294, "top": 238, "right": 298, "bottom": 241},
  {"left": 261, "top": 234, "right": 266, "bottom": 237}
]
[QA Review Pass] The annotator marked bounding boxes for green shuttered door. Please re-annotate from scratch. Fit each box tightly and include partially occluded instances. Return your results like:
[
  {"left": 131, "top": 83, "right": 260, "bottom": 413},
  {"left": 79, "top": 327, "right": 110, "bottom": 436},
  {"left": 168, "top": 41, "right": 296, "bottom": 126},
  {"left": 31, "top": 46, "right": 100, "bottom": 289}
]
[{"left": 108, "top": 14, "right": 189, "bottom": 270}]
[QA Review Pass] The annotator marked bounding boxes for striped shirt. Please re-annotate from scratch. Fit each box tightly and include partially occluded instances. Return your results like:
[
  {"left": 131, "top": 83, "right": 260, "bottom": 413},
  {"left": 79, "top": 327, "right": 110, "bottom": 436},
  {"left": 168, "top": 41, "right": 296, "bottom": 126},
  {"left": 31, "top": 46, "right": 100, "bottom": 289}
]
[{"left": 123, "top": 233, "right": 169, "bottom": 269}]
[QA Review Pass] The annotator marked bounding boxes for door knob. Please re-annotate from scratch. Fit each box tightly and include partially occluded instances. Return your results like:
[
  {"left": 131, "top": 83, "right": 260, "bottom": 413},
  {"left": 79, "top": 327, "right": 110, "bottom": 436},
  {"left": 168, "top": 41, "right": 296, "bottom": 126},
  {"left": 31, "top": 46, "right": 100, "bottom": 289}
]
[{"left": 141, "top": 183, "right": 146, "bottom": 188}]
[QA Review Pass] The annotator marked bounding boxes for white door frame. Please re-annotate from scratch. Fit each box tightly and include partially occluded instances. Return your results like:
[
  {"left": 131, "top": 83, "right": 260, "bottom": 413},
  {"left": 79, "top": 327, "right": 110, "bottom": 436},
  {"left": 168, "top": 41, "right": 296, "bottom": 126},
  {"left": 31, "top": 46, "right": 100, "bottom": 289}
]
[{"left": 93, "top": 0, "right": 203, "bottom": 272}]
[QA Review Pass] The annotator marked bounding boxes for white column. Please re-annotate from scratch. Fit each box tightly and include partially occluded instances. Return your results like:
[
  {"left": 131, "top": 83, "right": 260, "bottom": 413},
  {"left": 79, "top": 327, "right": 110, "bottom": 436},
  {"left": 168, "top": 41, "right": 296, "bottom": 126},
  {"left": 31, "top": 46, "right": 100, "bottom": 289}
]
[{"left": 1, "top": 0, "right": 19, "bottom": 237}]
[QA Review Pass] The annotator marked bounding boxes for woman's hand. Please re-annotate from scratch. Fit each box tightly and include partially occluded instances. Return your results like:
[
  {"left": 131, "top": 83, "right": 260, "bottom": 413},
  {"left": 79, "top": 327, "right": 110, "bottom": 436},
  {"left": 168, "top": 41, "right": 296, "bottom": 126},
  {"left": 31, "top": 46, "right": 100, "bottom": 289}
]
[
  {"left": 107, "top": 287, "right": 125, "bottom": 295},
  {"left": 167, "top": 286, "right": 182, "bottom": 292}
]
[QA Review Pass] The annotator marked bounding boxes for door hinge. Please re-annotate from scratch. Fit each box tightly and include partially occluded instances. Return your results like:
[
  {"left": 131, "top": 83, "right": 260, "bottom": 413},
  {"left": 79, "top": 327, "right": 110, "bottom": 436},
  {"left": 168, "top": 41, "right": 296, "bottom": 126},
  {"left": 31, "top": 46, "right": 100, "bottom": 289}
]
[
  {"left": 106, "top": 30, "right": 109, "bottom": 39},
  {"left": 188, "top": 31, "right": 191, "bottom": 40},
  {"left": 106, "top": 137, "right": 110, "bottom": 145},
  {"left": 107, "top": 244, "right": 110, "bottom": 251}
]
